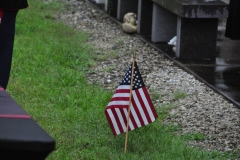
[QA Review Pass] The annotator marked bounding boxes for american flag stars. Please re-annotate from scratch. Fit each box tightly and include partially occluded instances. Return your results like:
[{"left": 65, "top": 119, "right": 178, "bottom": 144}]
[{"left": 121, "top": 64, "right": 144, "bottom": 90}]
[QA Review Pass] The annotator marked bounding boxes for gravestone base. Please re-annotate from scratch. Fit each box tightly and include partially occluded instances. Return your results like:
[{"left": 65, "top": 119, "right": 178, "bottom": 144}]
[
  {"left": 176, "top": 18, "right": 218, "bottom": 59},
  {"left": 137, "top": 0, "right": 153, "bottom": 35}
]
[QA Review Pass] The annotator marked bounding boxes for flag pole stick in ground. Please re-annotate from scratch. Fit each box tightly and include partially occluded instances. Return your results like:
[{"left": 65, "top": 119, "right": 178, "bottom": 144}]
[{"left": 124, "top": 51, "right": 136, "bottom": 153}]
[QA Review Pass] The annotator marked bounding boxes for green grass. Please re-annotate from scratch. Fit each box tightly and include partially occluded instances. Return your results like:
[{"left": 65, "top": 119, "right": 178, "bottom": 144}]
[
  {"left": 6, "top": 0, "right": 239, "bottom": 159},
  {"left": 181, "top": 133, "right": 207, "bottom": 141},
  {"left": 173, "top": 90, "right": 188, "bottom": 99}
]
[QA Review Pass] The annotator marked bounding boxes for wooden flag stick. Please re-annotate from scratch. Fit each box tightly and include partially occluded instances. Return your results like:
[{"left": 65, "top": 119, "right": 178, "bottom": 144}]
[{"left": 124, "top": 51, "right": 136, "bottom": 153}]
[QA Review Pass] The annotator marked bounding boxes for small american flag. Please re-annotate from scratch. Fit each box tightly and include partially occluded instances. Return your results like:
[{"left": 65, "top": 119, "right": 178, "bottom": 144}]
[{"left": 105, "top": 61, "right": 158, "bottom": 136}]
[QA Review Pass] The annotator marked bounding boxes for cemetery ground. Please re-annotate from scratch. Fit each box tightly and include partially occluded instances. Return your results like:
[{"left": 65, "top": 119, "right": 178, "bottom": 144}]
[{"left": 7, "top": 0, "right": 239, "bottom": 159}]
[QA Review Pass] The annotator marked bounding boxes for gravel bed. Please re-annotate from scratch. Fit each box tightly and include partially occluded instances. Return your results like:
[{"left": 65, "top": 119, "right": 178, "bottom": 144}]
[{"left": 55, "top": 0, "right": 239, "bottom": 153}]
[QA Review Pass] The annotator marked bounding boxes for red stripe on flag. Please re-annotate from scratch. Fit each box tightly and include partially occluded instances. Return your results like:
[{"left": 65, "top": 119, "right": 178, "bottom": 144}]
[
  {"left": 111, "top": 108, "right": 124, "bottom": 134},
  {"left": 119, "top": 108, "right": 130, "bottom": 131},
  {"left": 105, "top": 109, "right": 117, "bottom": 136},
  {"left": 106, "top": 105, "right": 128, "bottom": 110},
  {"left": 142, "top": 87, "right": 158, "bottom": 119},
  {"left": 0, "top": 10, "right": 3, "bottom": 19},
  {"left": 115, "top": 89, "right": 129, "bottom": 94},
  {"left": 110, "top": 97, "right": 129, "bottom": 102}
]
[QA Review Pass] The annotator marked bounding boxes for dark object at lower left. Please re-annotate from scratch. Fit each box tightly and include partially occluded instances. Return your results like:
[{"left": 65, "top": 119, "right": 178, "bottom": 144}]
[{"left": 0, "top": 88, "right": 55, "bottom": 160}]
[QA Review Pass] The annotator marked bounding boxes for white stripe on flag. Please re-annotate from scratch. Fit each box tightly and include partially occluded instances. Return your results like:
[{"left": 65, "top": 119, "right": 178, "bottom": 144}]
[
  {"left": 117, "top": 85, "right": 130, "bottom": 90},
  {"left": 115, "top": 108, "right": 126, "bottom": 132},
  {"left": 107, "top": 109, "right": 120, "bottom": 135},
  {"left": 112, "top": 92, "right": 130, "bottom": 98},
  {"left": 132, "top": 90, "right": 148, "bottom": 125},
  {"left": 107, "top": 100, "right": 129, "bottom": 107},
  {"left": 139, "top": 88, "right": 156, "bottom": 122}
]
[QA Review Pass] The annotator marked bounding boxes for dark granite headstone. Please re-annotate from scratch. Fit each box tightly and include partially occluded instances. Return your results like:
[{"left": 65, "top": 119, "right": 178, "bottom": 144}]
[
  {"left": 137, "top": 0, "right": 153, "bottom": 35},
  {"left": 176, "top": 17, "right": 218, "bottom": 59}
]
